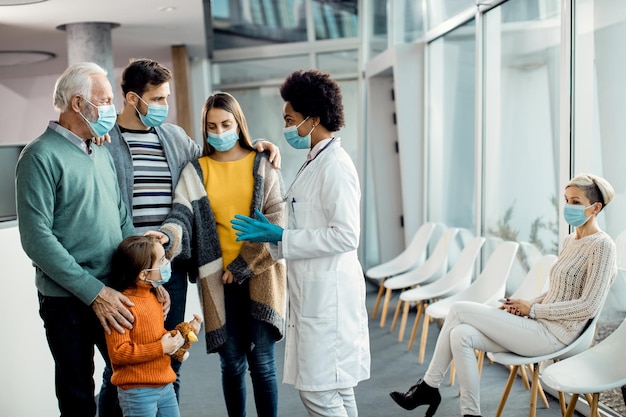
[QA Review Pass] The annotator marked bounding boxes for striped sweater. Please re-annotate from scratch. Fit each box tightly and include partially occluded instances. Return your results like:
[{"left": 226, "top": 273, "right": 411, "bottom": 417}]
[
  {"left": 160, "top": 152, "right": 286, "bottom": 353},
  {"left": 531, "top": 231, "right": 617, "bottom": 345},
  {"left": 105, "top": 283, "right": 175, "bottom": 390}
]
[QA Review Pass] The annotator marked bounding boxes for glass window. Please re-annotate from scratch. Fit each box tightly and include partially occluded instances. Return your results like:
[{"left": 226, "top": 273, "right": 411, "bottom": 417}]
[
  {"left": 573, "top": 0, "right": 626, "bottom": 240},
  {"left": 313, "top": 0, "right": 358, "bottom": 40},
  {"left": 317, "top": 50, "right": 358, "bottom": 75},
  {"left": 482, "top": 0, "right": 561, "bottom": 274},
  {"left": 427, "top": 0, "right": 473, "bottom": 29},
  {"left": 211, "top": 0, "right": 307, "bottom": 49},
  {"left": 212, "top": 55, "right": 310, "bottom": 85},
  {"left": 427, "top": 20, "right": 476, "bottom": 233}
]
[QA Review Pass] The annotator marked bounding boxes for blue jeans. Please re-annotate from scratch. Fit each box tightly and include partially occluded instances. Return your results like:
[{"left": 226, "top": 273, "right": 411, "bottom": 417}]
[
  {"left": 162, "top": 260, "right": 188, "bottom": 401},
  {"left": 218, "top": 283, "right": 278, "bottom": 417},
  {"left": 38, "top": 293, "right": 121, "bottom": 417},
  {"left": 117, "top": 384, "right": 179, "bottom": 417}
]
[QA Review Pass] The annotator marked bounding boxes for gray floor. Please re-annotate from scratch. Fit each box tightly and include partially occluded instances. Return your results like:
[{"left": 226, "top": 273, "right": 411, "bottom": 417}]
[{"left": 178, "top": 281, "right": 576, "bottom": 417}]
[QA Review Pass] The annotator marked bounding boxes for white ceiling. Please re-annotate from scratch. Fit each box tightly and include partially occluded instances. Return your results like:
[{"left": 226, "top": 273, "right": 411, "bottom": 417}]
[{"left": 0, "top": 0, "right": 207, "bottom": 79}]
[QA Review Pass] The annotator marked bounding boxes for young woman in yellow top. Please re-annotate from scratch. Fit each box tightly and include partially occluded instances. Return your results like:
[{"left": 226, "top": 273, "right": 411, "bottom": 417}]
[{"left": 150, "top": 92, "right": 286, "bottom": 417}]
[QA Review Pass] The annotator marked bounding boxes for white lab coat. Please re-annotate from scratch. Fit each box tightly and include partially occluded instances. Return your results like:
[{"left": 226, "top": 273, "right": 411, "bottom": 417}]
[{"left": 275, "top": 138, "right": 371, "bottom": 391}]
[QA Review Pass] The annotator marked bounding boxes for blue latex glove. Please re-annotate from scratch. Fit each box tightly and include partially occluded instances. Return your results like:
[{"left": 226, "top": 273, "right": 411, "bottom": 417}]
[{"left": 231, "top": 208, "right": 284, "bottom": 244}]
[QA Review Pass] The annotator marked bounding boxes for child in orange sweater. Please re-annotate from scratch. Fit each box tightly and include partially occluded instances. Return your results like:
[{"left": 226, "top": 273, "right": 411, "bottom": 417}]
[{"left": 106, "top": 235, "right": 202, "bottom": 417}]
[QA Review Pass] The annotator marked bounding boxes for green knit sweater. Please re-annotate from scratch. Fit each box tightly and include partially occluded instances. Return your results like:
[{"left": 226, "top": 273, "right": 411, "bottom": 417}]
[{"left": 16, "top": 125, "right": 135, "bottom": 305}]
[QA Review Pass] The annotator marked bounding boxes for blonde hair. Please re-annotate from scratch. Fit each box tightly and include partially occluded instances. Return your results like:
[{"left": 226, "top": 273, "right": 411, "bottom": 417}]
[{"left": 566, "top": 173, "right": 615, "bottom": 211}]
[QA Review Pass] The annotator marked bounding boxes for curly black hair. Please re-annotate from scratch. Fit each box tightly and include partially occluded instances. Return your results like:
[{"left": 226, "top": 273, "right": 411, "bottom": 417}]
[{"left": 279, "top": 69, "right": 345, "bottom": 132}]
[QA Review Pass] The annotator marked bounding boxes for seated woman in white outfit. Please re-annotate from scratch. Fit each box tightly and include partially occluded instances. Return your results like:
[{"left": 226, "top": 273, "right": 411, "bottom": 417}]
[{"left": 389, "top": 173, "right": 617, "bottom": 417}]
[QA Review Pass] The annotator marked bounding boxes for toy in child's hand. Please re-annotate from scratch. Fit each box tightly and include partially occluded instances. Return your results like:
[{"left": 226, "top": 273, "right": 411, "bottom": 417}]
[{"left": 169, "top": 321, "right": 199, "bottom": 362}]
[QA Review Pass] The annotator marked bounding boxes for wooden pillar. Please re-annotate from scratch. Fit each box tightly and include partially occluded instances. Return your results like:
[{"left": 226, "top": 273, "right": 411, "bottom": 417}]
[{"left": 171, "top": 45, "right": 193, "bottom": 137}]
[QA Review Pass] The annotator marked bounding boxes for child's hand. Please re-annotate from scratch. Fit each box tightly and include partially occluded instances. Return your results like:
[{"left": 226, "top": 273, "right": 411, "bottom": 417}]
[
  {"left": 161, "top": 331, "right": 184, "bottom": 355},
  {"left": 189, "top": 313, "right": 203, "bottom": 335}
]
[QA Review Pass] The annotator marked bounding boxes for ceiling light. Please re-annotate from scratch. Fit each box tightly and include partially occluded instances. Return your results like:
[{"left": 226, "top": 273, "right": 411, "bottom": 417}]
[
  {"left": 158, "top": 6, "right": 176, "bottom": 12},
  {"left": 0, "top": 0, "right": 47, "bottom": 5},
  {"left": 0, "top": 50, "right": 55, "bottom": 67}
]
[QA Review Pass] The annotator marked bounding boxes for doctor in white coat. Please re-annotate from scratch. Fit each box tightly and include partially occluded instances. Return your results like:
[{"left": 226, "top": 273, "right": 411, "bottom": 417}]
[{"left": 231, "top": 69, "right": 371, "bottom": 417}]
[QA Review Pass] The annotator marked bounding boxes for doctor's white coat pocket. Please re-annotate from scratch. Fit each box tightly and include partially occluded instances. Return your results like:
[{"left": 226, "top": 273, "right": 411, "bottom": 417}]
[{"left": 301, "top": 270, "right": 338, "bottom": 319}]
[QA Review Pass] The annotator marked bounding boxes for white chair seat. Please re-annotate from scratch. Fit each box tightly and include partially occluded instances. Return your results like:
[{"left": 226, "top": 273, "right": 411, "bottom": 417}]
[
  {"left": 384, "top": 228, "right": 458, "bottom": 291},
  {"left": 366, "top": 222, "right": 438, "bottom": 322},
  {"left": 394, "top": 236, "right": 486, "bottom": 360},
  {"left": 488, "top": 308, "right": 605, "bottom": 417},
  {"left": 541, "top": 318, "right": 626, "bottom": 417}
]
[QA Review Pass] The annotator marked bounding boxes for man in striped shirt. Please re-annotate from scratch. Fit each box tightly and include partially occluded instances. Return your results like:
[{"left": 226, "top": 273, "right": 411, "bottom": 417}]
[{"left": 106, "top": 58, "right": 281, "bottom": 400}]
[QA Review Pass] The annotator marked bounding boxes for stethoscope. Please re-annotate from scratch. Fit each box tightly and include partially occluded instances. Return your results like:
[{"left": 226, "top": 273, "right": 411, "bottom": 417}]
[{"left": 283, "top": 137, "right": 337, "bottom": 206}]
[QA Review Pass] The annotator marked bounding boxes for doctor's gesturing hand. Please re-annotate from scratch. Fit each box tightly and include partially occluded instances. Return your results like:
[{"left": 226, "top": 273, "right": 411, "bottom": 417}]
[{"left": 231, "top": 208, "right": 284, "bottom": 244}]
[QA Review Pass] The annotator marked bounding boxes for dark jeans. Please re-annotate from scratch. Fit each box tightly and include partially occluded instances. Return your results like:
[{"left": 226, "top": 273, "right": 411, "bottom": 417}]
[
  {"left": 38, "top": 293, "right": 121, "bottom": 417},
  {"left": 218, "top": 282, "right": 278, "bottom": 417},
  {"left": 162, "top": 260, "right": 188, "bottom": 401}
]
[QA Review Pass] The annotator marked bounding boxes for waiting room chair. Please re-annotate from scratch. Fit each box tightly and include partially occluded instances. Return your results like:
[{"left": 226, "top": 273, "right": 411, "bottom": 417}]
[
  {"left": 541, "top": 317, "right": 626, "bottom": 417},
  {"left": 420, "top": 241, "right": 519, "bottom": 364},
  {"left": 488, "top": 310, "right": 605, "bottom": 417},
  {"left": 365, "top": 222, "right": 438, "bottom": 325},
  {"left": 385, "top": 227, "right": 459, "bottom": 337},
  {"left": 396, "top": 236, "right": 485, "bottom": 357}
]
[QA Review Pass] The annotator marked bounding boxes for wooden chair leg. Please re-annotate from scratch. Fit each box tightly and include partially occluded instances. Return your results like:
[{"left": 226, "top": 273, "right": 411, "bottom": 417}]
[
  {"left": 563, "top": 394, "right": 579, "bottom": 417},
  {"left": 390, "top": 297, "right": 403, "bottom": 333},
  {"left": 583, "top": 393, "right": 599, "bottom": 417},
  {"left": 371, "top": 278, "right": 386, "bottom": 319},
  {"left": 450, "top": 360, "right": 456, "bottom": 386},
  {"left": 407, "top": 302, "right": 423, "bottom": 351},
  {"left": 398, "top": 300, "right": 410, "bottom": 342},
  {"left": 537, "top": 379, "right": 550, "bottom": 409},
  {"left": 529, "top": 362, "right": 540, "bottom": 417},
  {"left": 520, "top": 364, "right": 531, "bottom": 390},
  {"left": 476, "top": 350, "right": 485, "bottom": 376},
  {"left": 379, "top": 287, "right": 392, "bottom": 327},
  {"left": 495, "top": 365, "right": 519, "bottom": 417},
  {"left": 558, "top": 391, "right": 566, "bottom": 416},
  {"left": 418, "top": 313, "right": 431, "bottom": 364}
]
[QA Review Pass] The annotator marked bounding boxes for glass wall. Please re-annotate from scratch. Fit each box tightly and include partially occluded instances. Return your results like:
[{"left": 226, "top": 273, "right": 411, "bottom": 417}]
[
  {"left": 426, "top": 20, "right": 476, "bottom": 233},
  {"left": 573, "top": 0, "right": 626, "bottom": 320},
  {"left": 573, "top": 0, "right": 626, "bottom": 239},
  {"left": 482, "top": 0, "right": 561, "bottom": 274}
]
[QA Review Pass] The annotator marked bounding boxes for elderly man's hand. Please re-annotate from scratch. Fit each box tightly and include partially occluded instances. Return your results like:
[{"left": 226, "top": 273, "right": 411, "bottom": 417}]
[{"left": 92, "top": 286, "right": 135, "bottom": 334}]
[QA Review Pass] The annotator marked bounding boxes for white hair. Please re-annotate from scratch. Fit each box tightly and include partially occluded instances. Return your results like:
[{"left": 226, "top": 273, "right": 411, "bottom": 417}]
[{"left": 53, "top": 62, "right": 107, "bottom": 112}]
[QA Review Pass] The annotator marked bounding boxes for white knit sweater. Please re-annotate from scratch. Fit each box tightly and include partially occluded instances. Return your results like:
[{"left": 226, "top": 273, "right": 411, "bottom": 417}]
[{"left": 531, "top": 231, "right": 616, "bottom": 345}]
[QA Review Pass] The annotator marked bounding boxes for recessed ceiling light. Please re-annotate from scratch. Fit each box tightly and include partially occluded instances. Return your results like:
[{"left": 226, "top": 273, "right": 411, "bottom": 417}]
[
  {"left": 0, "top": 0, "right": 47, "bottom": 5},
  {"left": 158, "top": 6, "right": 176, "bottom": 12},
  {"left": 0, "top": 50, "right": 55, "bottom": 67}
]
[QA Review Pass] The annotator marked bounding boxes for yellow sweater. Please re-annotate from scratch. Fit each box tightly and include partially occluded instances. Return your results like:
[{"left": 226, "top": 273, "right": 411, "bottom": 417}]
[
  {"left": 105, "top": 282, "right": 175, "bottom": 390},
  {"left": 200, "top": 152, "right": 255, "bottom": 269}
]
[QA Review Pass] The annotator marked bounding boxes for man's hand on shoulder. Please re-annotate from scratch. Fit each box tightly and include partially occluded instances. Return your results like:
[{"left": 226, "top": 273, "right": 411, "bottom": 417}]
[{"left": 92, "top": 286, "right": 135, "bottom": 335}]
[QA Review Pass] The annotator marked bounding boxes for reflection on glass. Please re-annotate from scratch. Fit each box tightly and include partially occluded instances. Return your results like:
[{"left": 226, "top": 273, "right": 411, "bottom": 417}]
[
  {"left": 427, "top": 0, "right": 473, "bottom": 29},
  {"left": 317, "top": 50, "right": 358, "bottom": 75},
  {"left": 483, "top": 1, "right": 560, "bottom": 261},
  {"left": 313, "top": 0, "right": 358, "bottom": 40},
  {"left": 427, "top": 20, "right": 475, "bottom": 232},
  {"left": 573, "top": 0, "right": 626, "bottom": 238},
  {"left": 211, "top": 0, "right": 306, "bottom": 49},
  {"left": 213, "top": 55, "right": 310, "bottom": 85}
]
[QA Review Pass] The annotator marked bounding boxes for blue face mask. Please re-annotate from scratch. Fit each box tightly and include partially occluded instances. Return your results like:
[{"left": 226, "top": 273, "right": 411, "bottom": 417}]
[
  {"left": 283, "top": 117, "right": 314, "bottom": 149},
  {"left": 134, "top": 93, "right": 169, "bottom": 127},
  {"left": 563, "top": 203, "right": 595, "bottom": 227},
  {"left": 146, "top": 259, "right": 172, "bottom": 287},
  {"left": 207, "top": 127, "right": 239, "bottom": 152},
  {"left": 79, "top": 97, "right": 117, "bottom": 137}
]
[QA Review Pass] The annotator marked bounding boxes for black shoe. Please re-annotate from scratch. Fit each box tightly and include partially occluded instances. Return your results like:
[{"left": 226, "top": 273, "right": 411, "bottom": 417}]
[{"left": 389, "top": 378, "right": 441, "bottom": 417}]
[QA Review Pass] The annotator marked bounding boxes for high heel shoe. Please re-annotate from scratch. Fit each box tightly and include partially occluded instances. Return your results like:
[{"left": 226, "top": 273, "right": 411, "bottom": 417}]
[{"left": 389, "top": 378, "right": 441, "bottom": 417}]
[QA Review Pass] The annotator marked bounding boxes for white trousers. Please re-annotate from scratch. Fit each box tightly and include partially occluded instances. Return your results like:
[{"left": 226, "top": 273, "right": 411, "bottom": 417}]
[
  {"left": 299, "top": 388, "right": 357, "bottom": 417},
  {"left": 423, "top": 301, "right": 565, "bottom": 416}
]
